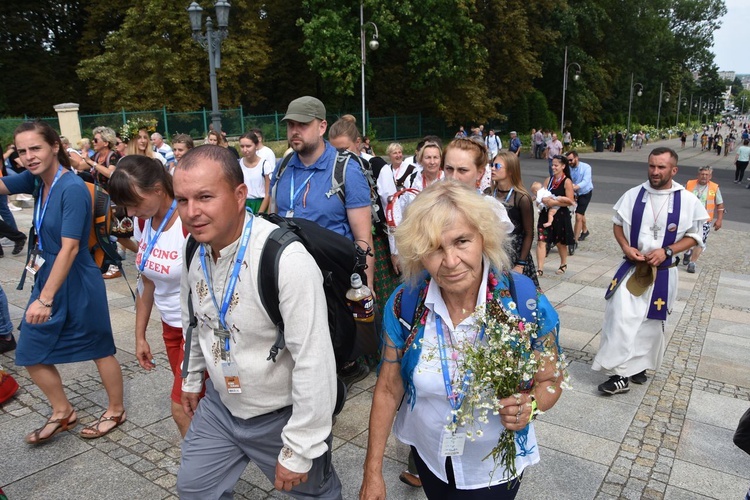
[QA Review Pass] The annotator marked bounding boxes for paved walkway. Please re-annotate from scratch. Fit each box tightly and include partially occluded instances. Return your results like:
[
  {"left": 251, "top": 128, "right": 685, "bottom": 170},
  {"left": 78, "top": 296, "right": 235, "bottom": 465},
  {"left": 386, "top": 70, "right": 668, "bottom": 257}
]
[{"left": 2, "top": 135, "right": 750, "bottom": 499}]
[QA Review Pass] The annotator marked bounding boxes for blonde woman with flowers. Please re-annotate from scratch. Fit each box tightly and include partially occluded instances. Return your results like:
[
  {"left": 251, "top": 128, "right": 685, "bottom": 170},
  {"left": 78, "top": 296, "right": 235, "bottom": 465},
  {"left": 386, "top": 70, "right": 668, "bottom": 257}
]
[
  {"left": 360, "top": 181, "right": 566, "bottom": 500},
  {"left": 124, "top": 120, "right": 167, "bottom": 167}
]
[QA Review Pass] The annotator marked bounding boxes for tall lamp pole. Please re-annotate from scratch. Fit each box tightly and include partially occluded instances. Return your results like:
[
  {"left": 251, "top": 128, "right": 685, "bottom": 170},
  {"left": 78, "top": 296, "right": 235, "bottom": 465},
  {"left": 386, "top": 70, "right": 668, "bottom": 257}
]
[
  {"left": 656, "top": 83, "right": 670, "bottom": 131},
  {"left": 741, "top": 95, "right": 747, "bottom": 115},
  {"left": 560, "top": 46, "right": 581, "bottom": 135},
  {"left": 627, "top": 73, "right": 643, "bottom": 135},
  {"left": 360, "top": 3, "right": 379, "bottom": 135},
  {"left": 188, "top": 1, "right": 230, "bottom": 136},
  {"left": 674, "top": 87, "right": 683, "bottom": 127}
]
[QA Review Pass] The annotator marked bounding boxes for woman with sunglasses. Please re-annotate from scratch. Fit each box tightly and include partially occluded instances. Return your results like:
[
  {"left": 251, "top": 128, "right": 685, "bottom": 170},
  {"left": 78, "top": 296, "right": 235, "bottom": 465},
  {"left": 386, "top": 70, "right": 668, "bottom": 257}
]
[
  {"left": 490, "top": 151, "right": 538, "bottom": 286},
  {"left": 535, "top": 155, "right": 575, "bottom": 276},
  {"left": 79, "top": 127, "right": 119, "bottom": 186}
]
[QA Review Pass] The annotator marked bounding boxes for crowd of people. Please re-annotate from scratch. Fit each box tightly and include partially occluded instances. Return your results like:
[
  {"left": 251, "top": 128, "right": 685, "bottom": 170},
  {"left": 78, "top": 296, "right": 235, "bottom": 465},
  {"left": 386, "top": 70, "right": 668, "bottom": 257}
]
[{"left": 1, "top": 99, "right": 742, "bottom": 499}]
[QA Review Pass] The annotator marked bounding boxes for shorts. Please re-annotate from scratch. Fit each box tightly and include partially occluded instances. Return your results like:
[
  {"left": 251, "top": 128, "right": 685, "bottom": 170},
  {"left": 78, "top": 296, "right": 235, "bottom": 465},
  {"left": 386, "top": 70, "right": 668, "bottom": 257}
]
[
  {"left": 575, "top": 191, "right": 593, "bottom": 215},
  {"left": 163, "top": 321, "right": 205, "bottom": 404}
]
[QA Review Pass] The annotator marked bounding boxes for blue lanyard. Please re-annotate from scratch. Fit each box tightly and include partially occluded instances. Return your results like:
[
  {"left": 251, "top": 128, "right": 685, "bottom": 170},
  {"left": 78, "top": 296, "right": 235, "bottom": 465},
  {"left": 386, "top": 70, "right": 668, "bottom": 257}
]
[
  {"left": 289, "top": 170, "right": 316, "bottom": 211},
  {"left": 435, "top": 315, "right": 485, "bottom": 422},
  {"left": 199, "top": 216, "right": 254, "bottom": 335},
  {"left": 138, "top": 200, "right": 177, "bottom": 273},
  {"left": 34, "top": 166, "right": 64, "bottom": 252}
]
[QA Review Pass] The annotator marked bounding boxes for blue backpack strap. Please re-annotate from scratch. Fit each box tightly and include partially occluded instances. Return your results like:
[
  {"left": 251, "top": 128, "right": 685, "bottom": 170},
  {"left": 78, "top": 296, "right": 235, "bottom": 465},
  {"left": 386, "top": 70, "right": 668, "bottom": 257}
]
[
  {"left": 397, "top": 284, "right": 421, "bottom": 339},
  {"left": 507, "top": 271, "right": 538, "bottom": 321}
]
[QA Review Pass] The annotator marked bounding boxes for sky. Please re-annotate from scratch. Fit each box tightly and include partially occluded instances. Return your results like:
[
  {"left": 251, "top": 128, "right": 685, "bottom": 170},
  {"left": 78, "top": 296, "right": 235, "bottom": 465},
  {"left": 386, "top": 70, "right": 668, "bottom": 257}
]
[{"left": 711, "top": 0, "right": 749, "bottom": 74}]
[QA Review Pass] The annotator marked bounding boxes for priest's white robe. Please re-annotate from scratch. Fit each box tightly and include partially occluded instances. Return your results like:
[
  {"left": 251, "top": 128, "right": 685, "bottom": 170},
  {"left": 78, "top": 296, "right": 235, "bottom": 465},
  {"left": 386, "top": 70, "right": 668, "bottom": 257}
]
[{"left": 592, "top": 181, "right": 708, "bottom": 377}]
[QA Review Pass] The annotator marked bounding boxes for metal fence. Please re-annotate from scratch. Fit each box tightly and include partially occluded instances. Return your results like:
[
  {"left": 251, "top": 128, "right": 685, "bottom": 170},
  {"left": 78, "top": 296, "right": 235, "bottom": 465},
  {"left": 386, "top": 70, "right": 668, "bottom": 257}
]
[{"left": 0, "top": 108, "right": 450, "bottom": 144}]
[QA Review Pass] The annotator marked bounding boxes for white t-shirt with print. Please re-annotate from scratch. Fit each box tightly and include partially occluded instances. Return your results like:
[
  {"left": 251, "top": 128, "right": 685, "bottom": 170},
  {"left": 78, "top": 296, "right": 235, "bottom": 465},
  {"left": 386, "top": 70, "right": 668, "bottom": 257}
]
[{"left": 134, "top": 215, "right": 186, "bottom": 327}]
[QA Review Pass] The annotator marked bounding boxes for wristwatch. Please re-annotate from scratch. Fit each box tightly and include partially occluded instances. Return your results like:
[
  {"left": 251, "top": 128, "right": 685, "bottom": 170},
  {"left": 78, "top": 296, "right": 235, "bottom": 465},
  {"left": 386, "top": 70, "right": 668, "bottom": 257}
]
[{"left": 664, "top": 247, "right": 673, "bottom": 258}]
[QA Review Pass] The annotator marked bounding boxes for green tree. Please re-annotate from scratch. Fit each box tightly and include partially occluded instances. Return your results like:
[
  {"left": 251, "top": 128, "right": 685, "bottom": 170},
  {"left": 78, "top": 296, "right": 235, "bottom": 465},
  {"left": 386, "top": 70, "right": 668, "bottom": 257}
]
[
  {"left": 298, "top": 0, "right": 496, "bottom": 123},
  {"left": 77, "top": 0, "right": 271, "bottom": 112},
  {"left": 0, "top": 0, "right": 89, "bottom": 115}
]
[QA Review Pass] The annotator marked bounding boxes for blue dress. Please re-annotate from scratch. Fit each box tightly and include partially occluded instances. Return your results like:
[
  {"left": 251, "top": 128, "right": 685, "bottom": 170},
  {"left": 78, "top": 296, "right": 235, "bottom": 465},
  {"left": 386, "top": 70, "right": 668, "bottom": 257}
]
[{"left": 4, "top": 170, "right": 115, "bottom": 365}]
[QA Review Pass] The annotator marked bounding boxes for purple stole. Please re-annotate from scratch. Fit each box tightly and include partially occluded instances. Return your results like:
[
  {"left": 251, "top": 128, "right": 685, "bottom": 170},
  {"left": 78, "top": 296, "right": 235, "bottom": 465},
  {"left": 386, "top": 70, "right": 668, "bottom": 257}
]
[{"left": 604, "top": 187, "right": 681, "bottom": 321}]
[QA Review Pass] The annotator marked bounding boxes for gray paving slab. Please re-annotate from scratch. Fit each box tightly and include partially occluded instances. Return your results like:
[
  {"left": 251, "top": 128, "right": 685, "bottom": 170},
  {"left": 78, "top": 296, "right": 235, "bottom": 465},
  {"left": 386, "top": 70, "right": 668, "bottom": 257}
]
[
  {"left": 2, "top": 449, "right": 170, "bottom": 499},
  {"left": 707, "top": 317, "right": 750, "bottom": 339},
  {"left": 0, "top": 413, "right": 92, "bottom": 485},
  {"left": 332, "top": 442, "right": 426, "bottom": 500},
  {"left": 714, "top": 287, "right": 750, "bottom": 309},
  {"left": 558, "top": 326, "right": 599, "bottom": 352},
  {"left": 84, "top": 367, "right": 173, "bottom": 428},
  {"left": 664, "top": 485, "right": 718, "bottom": 500},
  {"left": 686, "top": 389, "right": 750, "bottom": 430},
  {"left": 668, "top": 459, "right": 749, "bottom": 500},
  {"left": 675, "top": 419, "right": 750, "bottom": 478},
  {"left": 538, "top": 386, "right": 640, "bottom": 442},
  {"left": 534, "top": 420, "right": 620, "bottom": 466},
  {"left": 516, "top": 446, "right": 607, "bottom": 500}
]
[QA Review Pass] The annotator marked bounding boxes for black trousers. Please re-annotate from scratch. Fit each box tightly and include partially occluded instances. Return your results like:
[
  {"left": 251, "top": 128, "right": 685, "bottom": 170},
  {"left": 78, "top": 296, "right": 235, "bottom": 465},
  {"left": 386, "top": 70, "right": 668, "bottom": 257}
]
[{"left": 411, "top": 446, "right": 523, "bottom": 499}]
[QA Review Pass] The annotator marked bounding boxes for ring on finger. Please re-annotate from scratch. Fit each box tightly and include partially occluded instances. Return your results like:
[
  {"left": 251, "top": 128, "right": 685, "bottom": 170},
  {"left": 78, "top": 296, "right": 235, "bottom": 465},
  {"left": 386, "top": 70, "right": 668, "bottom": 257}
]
[{"left": 515, "top": 415, "right": 519, "bottom": 423}]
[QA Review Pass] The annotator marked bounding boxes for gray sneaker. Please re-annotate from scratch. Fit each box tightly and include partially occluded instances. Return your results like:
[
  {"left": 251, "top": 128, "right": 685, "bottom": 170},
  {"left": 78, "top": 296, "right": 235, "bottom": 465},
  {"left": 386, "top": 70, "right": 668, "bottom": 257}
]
[
  {"left": 687, "top": 262, "right": 696, "bottom": 274},
  {"left": 0, "top": 238, "right": 13, "bottom": 247},
  {"left": 682, "top": 251, "right": 691, "bottom": 266}
]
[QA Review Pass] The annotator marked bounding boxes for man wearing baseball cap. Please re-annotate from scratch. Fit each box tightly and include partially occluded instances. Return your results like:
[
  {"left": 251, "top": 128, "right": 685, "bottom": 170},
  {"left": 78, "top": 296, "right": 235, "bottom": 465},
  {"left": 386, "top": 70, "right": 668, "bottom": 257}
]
[{"left": 271, "top": 96, "right": 374, "bottom": 386}]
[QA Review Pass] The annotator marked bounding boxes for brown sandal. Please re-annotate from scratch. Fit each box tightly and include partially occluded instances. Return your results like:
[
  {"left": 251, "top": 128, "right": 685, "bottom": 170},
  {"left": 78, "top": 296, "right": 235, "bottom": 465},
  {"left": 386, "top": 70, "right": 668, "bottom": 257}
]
[
  {"left": 25, "top": 410, "right": 78, "bottom": 445},
  {"left": 537, "top": 270, "right": 544, "bottom": 277},
  {"left": 80, "top": 411, "right": 126, "bottom": 439}
]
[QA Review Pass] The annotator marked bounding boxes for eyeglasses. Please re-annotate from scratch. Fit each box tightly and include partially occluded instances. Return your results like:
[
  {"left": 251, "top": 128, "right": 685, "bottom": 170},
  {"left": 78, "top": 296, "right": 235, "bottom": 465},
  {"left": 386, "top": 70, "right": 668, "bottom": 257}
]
[
  {"left": 92, "top": 138, "right": 100, "bottom": 143},
  {"left": 115, "top": 141, "right": 122, "bottom": 146},
  {"left": 492, "top": 162, "right": 504, "bottom": 170}
]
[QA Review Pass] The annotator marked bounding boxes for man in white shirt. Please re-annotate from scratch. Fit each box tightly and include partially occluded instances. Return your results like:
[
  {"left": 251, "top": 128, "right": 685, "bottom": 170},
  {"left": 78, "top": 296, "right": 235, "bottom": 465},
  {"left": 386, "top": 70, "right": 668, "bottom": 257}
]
[
  {"left": 151, "top": 133, "right": 175, "bottom": 168},
  {"left": 484, "top": 129, "right": 502, "bottom": 159},
  {"left": 175, "top": 145, "right": 341, "bottom": 498}
]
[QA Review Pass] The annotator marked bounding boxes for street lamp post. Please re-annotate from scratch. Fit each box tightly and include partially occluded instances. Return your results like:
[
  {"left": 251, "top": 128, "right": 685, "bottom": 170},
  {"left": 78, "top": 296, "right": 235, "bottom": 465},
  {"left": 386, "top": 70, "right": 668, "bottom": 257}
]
[
  {"left": 560, "top": 46, "right": 581, "bottom": 135},
  {"left": 188, "top": 1, "right": 230, "bottom": 136},
  {"left": 360, "top": 3, "right": 379, "bottom": 135},
  {"left": 656, "top": 83, "right": 670, "bottom": 131},
  {"left": 741, "top": 95, "right": 747, "bottom": 115},
  {"left": 626, "top": 73, "right": 643, "bottom": 135}
]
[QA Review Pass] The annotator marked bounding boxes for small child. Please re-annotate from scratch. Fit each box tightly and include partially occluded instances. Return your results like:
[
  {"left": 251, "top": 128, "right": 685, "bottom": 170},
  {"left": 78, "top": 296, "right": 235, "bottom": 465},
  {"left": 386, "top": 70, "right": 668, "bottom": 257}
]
[{"left": 530, "top": 181, "right": 557, "bottom": 228}]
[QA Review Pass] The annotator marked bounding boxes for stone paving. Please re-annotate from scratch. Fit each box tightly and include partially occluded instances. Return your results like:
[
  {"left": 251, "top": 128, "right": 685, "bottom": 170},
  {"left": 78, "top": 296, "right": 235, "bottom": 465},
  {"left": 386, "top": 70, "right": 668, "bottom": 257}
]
[{"left": 2, "top": 135, "right": 750, "bottom": 499}]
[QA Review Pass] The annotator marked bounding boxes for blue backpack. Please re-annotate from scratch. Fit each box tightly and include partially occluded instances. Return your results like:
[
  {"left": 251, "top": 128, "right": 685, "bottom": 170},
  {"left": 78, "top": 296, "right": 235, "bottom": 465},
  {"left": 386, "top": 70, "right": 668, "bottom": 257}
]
[{"left": 396, "top": 271, "right": 538, "bottom": 345}]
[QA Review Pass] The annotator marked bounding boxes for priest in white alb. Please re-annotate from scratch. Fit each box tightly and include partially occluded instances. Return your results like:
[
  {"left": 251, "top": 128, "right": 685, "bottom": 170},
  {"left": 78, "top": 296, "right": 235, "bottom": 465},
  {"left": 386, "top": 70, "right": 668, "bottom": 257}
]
[{"left": 593, "top": 147, "right": 708, "bottom": 395}]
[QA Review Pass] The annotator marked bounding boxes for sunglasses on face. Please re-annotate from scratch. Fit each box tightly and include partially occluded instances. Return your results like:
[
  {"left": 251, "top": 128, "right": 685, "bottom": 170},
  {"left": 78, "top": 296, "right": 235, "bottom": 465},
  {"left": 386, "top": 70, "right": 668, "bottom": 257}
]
[{"left": 492, "top": 163, "right": 504, "bottom": 170}]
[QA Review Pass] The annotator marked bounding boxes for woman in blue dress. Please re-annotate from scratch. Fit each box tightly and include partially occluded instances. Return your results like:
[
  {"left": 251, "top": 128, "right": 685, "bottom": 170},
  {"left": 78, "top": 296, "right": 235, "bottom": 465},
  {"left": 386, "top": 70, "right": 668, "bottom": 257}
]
[{"left": 1, "top": 121, "right": 125, "bottom": 444}]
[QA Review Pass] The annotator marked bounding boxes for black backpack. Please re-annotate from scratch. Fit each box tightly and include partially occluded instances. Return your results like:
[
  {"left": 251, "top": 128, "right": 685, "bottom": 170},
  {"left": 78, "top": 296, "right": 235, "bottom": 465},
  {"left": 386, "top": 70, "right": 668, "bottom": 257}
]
[{"left": 181, "top": 212, "right": 369, "bottom": 371}]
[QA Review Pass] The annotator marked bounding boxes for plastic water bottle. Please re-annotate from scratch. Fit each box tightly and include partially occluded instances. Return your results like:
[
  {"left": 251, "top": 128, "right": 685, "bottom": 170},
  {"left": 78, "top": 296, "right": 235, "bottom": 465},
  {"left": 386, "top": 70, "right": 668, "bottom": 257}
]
[{"left": 346, "top": 273, "right": 374, "bottom": 323}]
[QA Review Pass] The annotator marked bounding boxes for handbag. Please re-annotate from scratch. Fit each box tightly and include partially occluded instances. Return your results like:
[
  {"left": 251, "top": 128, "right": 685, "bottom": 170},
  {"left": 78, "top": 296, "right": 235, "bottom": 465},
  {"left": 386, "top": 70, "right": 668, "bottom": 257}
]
[
  {"left": 733, "top": 407, "right": 750, "bottom": 455},
  {"left": 0, "top": 368, "right": 19, "bottom": 404}
]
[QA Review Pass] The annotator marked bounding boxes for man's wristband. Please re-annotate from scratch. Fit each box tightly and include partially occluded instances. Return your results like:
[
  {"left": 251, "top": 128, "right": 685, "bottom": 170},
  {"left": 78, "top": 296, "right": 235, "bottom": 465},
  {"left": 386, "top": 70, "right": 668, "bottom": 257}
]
[{"left": 37, "top": 297, "right": 53, "bottom": 308}]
